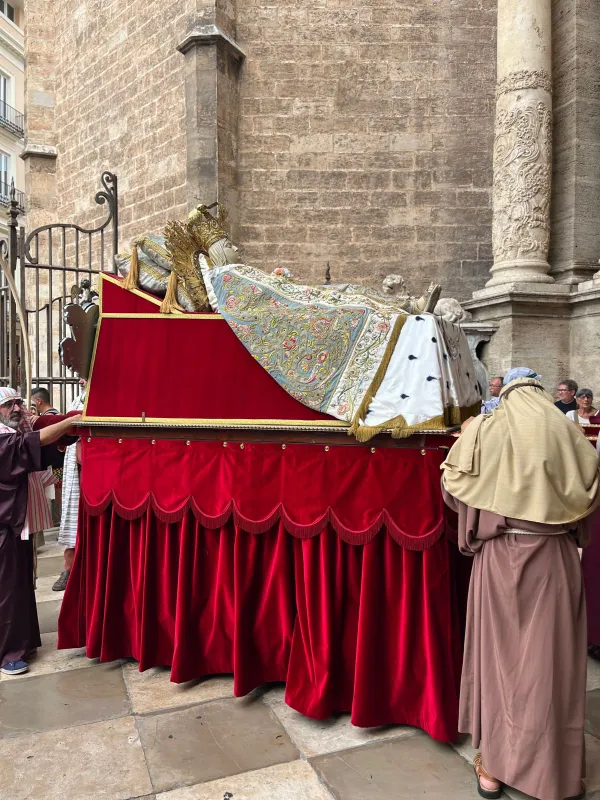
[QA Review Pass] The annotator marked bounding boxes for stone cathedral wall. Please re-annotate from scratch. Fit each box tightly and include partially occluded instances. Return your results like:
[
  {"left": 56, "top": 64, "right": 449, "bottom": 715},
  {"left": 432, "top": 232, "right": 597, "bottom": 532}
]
[
  {"left": 236, "top": 1, "right": 497, "bottom": 297},
  {"left": 28, "top": 0, "right": 497, "bottom": 301}
]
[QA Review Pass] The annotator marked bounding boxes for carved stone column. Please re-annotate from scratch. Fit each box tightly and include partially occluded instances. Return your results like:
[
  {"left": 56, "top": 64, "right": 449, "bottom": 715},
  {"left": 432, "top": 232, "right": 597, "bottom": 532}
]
[{"left": 487, "top": 0, "right": 553, "bottom": 287}]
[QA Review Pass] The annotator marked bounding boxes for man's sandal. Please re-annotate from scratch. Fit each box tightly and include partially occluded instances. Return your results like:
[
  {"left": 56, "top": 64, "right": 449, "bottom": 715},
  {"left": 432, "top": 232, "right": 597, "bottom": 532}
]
[{"left": 473, "top": 754, "right": 502, "bottom": 799}]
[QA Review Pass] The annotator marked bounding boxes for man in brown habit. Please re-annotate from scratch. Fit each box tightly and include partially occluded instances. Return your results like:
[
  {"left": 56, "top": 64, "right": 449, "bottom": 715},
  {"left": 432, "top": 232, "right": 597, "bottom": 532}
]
[{"left": 0, "top": 386, "right": 81, "bottom": 676}]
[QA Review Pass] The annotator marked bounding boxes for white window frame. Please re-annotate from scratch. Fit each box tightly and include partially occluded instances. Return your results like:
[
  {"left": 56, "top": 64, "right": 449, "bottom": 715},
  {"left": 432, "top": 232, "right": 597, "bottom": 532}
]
[
  {"left": 0, "top": 151, "right": 11, "bottom": 197},
  {"left": 0, "top": 2, "right": 16, "bottom": 23}
]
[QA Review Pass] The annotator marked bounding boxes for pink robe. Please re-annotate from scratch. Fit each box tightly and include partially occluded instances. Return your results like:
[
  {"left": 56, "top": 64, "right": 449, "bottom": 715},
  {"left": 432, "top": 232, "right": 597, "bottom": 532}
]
[{"left": 443, "top": 486, "right": 586, "bottom": 800}]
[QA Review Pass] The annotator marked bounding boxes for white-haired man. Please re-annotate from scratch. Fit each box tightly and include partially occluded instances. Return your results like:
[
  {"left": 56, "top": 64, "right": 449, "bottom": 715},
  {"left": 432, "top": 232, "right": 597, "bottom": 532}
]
[{"left": 0, "top": 387, "right": 81, "bottom": 676}]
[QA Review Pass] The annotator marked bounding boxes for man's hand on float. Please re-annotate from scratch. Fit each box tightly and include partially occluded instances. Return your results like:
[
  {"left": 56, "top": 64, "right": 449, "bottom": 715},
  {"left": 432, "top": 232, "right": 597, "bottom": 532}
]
[{"left": 39, "top": 414, "right": 83, "bottom": 446}]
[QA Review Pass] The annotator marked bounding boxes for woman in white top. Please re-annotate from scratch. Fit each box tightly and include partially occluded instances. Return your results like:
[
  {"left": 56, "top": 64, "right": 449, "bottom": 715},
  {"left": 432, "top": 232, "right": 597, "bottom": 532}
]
[{"left": 566, "top": 388, "right": 597, "bottom": 425}]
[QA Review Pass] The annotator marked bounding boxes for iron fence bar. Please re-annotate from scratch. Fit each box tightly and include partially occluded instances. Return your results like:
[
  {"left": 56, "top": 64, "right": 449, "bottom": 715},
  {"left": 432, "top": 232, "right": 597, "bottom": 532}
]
[{"left": 8, "top": 192, "right": 18, "bottom": 390}]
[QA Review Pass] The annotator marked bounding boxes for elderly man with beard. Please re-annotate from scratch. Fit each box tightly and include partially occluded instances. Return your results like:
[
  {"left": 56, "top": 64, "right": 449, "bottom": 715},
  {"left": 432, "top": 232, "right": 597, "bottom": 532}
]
[{"left": 0, "top": 387, "right": 81, "bottom": 676}]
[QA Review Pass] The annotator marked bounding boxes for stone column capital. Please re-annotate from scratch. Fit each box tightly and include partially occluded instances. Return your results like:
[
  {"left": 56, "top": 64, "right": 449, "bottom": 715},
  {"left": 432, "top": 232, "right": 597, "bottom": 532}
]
[{"left": 177, "top": 25, "right": 245, "bottom": 61}]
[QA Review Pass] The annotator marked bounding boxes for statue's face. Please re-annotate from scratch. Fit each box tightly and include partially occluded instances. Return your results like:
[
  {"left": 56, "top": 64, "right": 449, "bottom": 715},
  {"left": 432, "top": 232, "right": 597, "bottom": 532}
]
[
  {"left": 208, "top": 237, "right": 239, "bottom": 266},
  {"left": 222, "top": 239, "right": 239, "bottom": 263}
]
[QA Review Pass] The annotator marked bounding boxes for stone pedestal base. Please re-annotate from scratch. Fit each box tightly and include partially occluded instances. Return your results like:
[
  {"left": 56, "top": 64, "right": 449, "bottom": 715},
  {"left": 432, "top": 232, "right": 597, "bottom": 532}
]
[{"left": 464, "top": 284, "right": 573, "bottom": 393}]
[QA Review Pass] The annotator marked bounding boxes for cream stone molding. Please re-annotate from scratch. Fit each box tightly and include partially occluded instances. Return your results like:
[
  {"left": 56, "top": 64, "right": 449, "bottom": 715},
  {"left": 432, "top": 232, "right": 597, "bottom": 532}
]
[
  {"left": 492, "top": 101, "right": 552, "bottom": 266},
  {"left": 0, "top": 28, "right": 24, "bottom": 62},
  {"left": 496, "top": 69, "right": 552, "bottom": 99},
  {"left": 20, "top": 143, "right": 58, "bottom": 161},
  {"left": 177, "top": 25, "right": 246, "bottom": 61}
]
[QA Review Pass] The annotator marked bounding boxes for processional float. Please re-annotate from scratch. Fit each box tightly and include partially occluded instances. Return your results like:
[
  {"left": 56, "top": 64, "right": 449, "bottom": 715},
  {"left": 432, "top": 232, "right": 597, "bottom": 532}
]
[{"left": 57, "top": 182, "right": 481, "bottom": 742}]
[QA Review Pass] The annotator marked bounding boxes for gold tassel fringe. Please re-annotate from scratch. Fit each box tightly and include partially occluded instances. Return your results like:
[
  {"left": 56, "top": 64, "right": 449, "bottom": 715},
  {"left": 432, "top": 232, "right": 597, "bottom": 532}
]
[
  {"left": 350, "top": 400, "right": 482, "bottom": 443},
  {"left": 160, "top": 271, "right": 185, "bottom": 314},
  {"left": 122, "top": 243, "right": 140, "bottom": 290}
]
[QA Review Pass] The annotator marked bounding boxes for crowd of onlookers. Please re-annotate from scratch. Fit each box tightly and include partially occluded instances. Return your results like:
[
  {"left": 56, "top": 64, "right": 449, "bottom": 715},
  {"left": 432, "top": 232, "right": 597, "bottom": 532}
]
[{"left": 482, "top": 375, "right": 598, "bottom": 424}]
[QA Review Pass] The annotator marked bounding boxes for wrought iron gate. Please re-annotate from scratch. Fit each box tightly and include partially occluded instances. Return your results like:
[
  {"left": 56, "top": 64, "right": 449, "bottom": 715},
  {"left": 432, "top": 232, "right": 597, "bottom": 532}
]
[{"left": 0, "top": 172, "right": 118, "bottom": 411}]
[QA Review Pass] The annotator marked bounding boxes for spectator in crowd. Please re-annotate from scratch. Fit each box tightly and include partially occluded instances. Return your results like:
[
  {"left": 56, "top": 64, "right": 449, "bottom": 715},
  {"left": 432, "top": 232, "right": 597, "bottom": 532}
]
[
  {"left": 566, "top": 388, "right": 598, "bottom": 426},
  {"left": 32, "top": 387, "right": 63, "bottom": 525},
  {"left": 53, "top": 379, "right": 86, "bottom": 592},
  {"left": 555, "top": 379, "right": 578, "bottom": 414},
  {"left": 481, "top": 376, "right": 503, "bottom": 414},
  {"left": 31, "top": 388, "right": 58, "bottom": 417}
]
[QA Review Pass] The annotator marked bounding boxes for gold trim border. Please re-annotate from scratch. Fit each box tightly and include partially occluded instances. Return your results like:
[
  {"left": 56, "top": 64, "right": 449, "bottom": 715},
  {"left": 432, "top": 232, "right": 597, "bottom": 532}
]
[
  {"left": 82, "top": 415, "right": 350, "bottom": 429},
  {"left": 101, "top": 272, "right": 165, "bottom": 309}
]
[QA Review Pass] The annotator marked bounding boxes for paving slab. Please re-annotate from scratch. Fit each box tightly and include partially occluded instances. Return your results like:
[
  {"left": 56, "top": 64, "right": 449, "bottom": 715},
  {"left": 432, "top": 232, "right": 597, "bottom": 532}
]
[
  {"left": 0, "top": 632, "right": 101, "bottom": 682},
  {"left": 451, "top": 732, "right": 478, "bottom": 764},
  {"left": 36, "top": 598, "right": 62, "bottom": 634},
  {"left": 0, "top": 663, "right": 130, "bottom": 737},
  {"left": 35, "top": 574, "right": 65, "bottom": 602},
  {"left": 36, "top": 542, "right": 64, "bottom": 578},
  {"left": 136, "top": 697, "right": 299, "bottom": 793},
  {"left": 588, "top": 689, "right": 600, "bottom": 739},
  {"left": 161, "top": 761, "right": 332, "bottom": 800},
  {"left": 589, "top": 658, "right": 600, "bottom": 692},
  {"left": 311, "top": 735, "right": 476, "bottom": 800},
  {"left": 123, "top": 663, "right": 234, "bottom": 715},
  {"left": 0, "top": 716, "right": 152, "bottom": 800},
  {"left": 262, "top": 685, "right": 420, "bottom": 757}
]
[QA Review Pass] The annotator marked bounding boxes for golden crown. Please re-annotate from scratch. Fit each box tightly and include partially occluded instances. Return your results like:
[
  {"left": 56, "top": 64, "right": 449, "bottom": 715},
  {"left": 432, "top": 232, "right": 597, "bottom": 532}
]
[{"left": 188, "top": 204, "right": 229, "bottom": 251}]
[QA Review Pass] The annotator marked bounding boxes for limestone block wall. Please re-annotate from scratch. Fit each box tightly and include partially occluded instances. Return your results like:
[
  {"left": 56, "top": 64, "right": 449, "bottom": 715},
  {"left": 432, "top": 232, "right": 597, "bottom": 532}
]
[
  {"left": 235, "top": 0, "right": 496, "bottom": 296},
  {"left": 27, "top": 0, "right": 497, "bottom": 301},
  {"left": 52, "top": 0, "right": 193, "bottom": 247}
]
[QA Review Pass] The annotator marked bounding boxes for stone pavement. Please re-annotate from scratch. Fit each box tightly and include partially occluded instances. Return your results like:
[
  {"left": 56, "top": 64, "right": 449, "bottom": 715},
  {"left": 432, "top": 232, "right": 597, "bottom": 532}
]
[{"left": 2, "top": 536, "right": 600, "bottom": 800}]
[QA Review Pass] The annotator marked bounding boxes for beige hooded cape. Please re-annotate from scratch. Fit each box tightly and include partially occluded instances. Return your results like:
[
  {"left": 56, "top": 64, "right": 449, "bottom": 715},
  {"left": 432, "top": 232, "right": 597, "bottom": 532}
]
[{"left": 441, "top": 378, "right": 600, "bottom": 525}]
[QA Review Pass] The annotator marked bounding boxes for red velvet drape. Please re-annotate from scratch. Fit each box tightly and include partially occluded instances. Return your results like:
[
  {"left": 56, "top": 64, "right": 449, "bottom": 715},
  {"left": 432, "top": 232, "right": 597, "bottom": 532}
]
[
  {"left": 59, "top": 509, "right": 465, "bottom": 741},
  {"left": 59, "top": 438, "right": 467, "bottom": 741}
]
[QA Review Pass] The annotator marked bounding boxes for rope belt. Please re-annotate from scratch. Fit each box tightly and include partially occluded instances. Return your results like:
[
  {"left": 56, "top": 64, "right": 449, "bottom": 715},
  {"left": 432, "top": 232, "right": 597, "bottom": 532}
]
[{"left": 504, "top": 527, "right": 571, "bottom": 536}]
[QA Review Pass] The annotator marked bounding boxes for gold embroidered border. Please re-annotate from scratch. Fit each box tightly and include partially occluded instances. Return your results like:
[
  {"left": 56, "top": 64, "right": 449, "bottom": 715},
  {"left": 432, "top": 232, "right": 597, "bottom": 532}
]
[{"left": 348, "top": 315, "right": 407, "bottom": 439}]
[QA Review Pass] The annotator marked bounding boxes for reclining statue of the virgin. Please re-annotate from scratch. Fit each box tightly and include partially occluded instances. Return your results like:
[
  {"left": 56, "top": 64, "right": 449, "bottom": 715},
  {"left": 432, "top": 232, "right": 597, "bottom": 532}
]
[{"left": 115, "top": 205, "right": 480, "bottom": 439}]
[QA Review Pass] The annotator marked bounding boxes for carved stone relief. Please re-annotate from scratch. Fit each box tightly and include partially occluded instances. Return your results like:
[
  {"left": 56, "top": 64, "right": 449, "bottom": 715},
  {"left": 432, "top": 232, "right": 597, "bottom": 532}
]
[
  {"left": 492, "top": 100, "right": 552, "bottom": 263},
  {"left": 495, "top": 68, "right": 552, "bottom": 99}
]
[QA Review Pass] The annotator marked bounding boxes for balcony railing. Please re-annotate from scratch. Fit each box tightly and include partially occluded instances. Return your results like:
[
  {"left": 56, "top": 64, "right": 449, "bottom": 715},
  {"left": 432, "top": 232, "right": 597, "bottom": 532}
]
[
  {"left": 0, "top": 181, "right": 24, "bottom": 212},
  {"left": 0, "top": 102, "right": 23, "bottom": 137}
]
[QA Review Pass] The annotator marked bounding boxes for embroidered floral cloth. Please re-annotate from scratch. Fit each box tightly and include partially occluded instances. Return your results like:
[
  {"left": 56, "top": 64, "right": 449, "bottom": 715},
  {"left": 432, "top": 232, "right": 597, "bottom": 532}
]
[
  {"left": 202, "top": 261, "right": 481, "bottom": 437},
  {"left": 206, "top": 263, "right": 405, "bottom": 422}
]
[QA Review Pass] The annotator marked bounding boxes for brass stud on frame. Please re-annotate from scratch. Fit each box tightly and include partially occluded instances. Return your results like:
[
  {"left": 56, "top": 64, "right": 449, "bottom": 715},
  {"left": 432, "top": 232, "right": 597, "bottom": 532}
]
[
  {"left": 370, "top": 447, "right": 376, "bottom": 454},
  {"left": 87, "top": 437, "right": 91, "bottom": 443},
  {"left": 223, "top": 441, "right": 228, "bottom": 447},
  {"left": 421, "top": 449, "right": 426, "bottom": 455},
  {"left": 324, "top": 446, "right": 330, "bottom": 452},
  {"left": 240, "top": 443, "right": 245, "bottom": 450},
  {"left": 186, "top": 440, "right": 191, "bottom": 446},
  {"left": 151, "top": 439, "right": 156, "bottom": 445},
  {"left": 282, "top": 443, "right": 286, "bottom": 450},
  {"left": 118, "top": 438, "right": 123, "bottom": 444}
]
